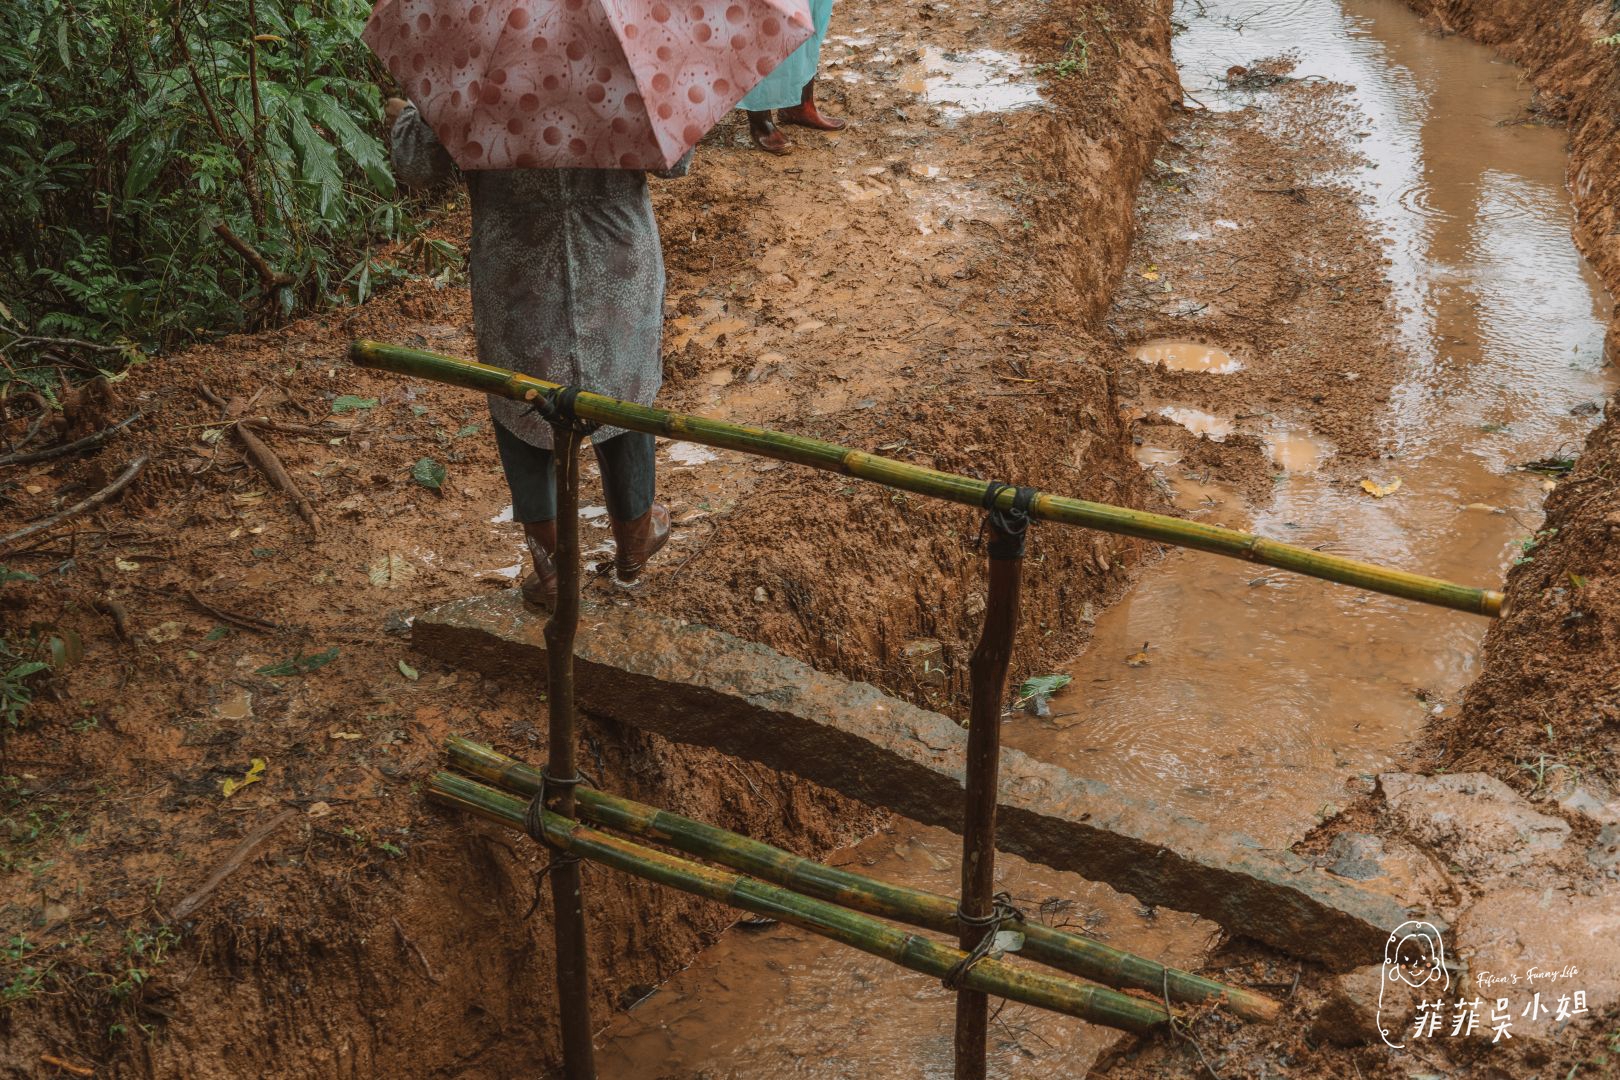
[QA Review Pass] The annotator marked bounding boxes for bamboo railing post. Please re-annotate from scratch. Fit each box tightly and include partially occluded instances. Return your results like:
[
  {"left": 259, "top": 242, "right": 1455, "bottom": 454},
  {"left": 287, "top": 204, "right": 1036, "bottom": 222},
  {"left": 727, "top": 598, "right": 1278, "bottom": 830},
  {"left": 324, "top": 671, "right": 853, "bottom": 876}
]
[
  {"left": 955, "top": 489, "right": 1031, "bottom": 1080},
  {"left": 542, "top": 425, "right": 596, "bottom": 1080}
]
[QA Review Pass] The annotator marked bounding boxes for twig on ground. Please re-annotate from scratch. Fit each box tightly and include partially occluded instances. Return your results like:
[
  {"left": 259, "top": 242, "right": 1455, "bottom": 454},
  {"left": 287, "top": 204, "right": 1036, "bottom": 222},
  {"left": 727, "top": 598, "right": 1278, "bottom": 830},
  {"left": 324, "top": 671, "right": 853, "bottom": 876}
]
[
  {"left": 233, "top": 420, "right": 321, "bottom": 533},
  {"left": 0, "top": 456, "right": 148, "bottom": 556},
  {"left": 184, "top": 589, "right": 281, "bottom": 633},
  {"left": 94, "top": 598, "right": 132, "bottom": 641},
  {"left": 1162, "top": 969, "right": 1224, "bottom": 1079},
  {"left": 0, "top": 412, "right": 141, "bottom": 468},
  {"left": 198, "top": 385, "right": 321, "bottom": 535},
  {"left": 391, "top": 916, "right": 441, "bottom": 982},
  {"left": 169, "top": 809, "right": 296, "bottom": 922},
  {"left": 3, "top": 391, "right": 51, "bottom": 454},
  {"left": 38, "top": 1053, "right": 94, "bottom": 1077}
]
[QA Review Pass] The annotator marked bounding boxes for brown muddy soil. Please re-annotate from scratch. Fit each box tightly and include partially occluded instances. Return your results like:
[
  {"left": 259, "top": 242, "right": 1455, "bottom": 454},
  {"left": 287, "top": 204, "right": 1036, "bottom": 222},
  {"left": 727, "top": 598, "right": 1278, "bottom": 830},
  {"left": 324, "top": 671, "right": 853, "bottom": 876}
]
[{"left": 0, "top": 0, "right": 1183, "bottom": 1075}]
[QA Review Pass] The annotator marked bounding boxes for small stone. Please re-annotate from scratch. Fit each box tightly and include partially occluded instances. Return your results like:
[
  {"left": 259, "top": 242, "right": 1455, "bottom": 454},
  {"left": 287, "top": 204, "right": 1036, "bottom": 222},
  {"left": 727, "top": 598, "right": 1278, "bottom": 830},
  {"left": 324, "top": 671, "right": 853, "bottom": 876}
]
[
  {"left": 1325, "top": 832, "right": 1386, "bottom": 881},
  {"left": 753, "top": 586, "right": 768, "bottom": 603},
  {"left": 1589, "top": 824, "right": 1620, "bottom": 873},
  {"left": 1380, "top": 772, "right": 1570, "bottom": 879}
]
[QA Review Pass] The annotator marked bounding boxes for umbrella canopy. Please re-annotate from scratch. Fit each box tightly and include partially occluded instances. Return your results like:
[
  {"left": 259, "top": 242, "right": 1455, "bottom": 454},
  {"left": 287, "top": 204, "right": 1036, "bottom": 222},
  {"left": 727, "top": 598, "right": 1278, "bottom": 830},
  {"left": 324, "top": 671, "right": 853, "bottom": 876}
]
[{"left": 364, "top": 0, "right": 813, "bottom": 171}]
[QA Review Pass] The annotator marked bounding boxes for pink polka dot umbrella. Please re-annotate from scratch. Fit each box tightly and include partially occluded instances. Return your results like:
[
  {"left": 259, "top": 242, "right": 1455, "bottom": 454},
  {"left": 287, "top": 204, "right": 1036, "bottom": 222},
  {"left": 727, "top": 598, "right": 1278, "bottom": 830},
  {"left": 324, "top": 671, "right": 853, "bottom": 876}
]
[{"left": 364, "top": 0, "right": 814, "bottom": 170}]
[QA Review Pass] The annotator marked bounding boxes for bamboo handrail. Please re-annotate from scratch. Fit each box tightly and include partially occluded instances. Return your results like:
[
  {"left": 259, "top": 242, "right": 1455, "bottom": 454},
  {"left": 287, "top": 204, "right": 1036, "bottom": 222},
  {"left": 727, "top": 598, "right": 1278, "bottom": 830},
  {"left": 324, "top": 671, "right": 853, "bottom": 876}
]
[
  {"left": 443, "top": 737, "right": 1280, "bottom": 1023},
  {"left": 349, "top": 340, "right": 1505, "bottom": 617},
  {"left": 428, "top": 770, "right": 1172, "bottom": 1034}
]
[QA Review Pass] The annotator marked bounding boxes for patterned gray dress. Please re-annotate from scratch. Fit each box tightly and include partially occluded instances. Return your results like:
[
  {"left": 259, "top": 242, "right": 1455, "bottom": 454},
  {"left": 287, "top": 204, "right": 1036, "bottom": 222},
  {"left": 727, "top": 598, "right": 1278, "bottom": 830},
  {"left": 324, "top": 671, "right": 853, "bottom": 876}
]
[{"left": 391, "top": 105, "right": 677, "bottom": 450}]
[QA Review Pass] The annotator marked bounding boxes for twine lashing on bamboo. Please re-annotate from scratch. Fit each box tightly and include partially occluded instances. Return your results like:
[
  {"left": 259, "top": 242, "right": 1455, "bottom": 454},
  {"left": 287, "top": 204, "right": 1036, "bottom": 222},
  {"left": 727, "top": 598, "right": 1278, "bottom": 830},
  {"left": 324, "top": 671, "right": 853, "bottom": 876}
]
[{"left": 944, "top": 892, "right": 1026, "bottom": 990}]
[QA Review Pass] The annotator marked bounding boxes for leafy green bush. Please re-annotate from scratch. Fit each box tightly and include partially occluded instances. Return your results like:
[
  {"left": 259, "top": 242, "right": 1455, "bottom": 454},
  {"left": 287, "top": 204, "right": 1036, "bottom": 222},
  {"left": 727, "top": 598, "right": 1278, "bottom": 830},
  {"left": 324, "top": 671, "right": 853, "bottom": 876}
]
[{"left": 0, "top": 0, "right": 409, "bottom": 361}]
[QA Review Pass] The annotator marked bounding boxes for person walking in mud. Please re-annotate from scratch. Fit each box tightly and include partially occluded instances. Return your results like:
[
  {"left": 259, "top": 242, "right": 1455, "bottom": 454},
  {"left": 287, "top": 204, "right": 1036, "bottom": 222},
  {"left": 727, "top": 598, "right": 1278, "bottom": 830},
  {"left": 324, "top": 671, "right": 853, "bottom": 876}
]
[
  {"left": 385, "top": 97, "right": 681, "bottom": 610},
  {"left": 739, "top": 0, "right": 846, "bottom": 153}
]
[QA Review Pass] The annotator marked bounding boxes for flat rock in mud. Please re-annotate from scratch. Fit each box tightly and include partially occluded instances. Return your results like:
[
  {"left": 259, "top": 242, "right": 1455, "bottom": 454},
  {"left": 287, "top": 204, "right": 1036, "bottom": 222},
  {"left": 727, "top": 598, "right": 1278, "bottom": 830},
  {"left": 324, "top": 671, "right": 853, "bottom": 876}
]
[
  {"left": 1379, "top": 772, "right": 1570, "bottom": 879},
  {"left": 1311, "top": 962, "right": 1422, "bottom": 1047},
  {"left": 1454, "top": 887, "right": 1620, "bottom": 1031},
  {"left": 416, "top": 590, "right": 1435, "bottom": 969}
]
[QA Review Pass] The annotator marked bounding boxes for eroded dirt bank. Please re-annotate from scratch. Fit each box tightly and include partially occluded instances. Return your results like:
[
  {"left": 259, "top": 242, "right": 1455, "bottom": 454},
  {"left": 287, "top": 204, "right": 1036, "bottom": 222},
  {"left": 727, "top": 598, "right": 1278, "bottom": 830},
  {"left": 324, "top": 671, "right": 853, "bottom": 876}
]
[{"left": 0, "top": 0, "right": 1182, "bottom": 1075}]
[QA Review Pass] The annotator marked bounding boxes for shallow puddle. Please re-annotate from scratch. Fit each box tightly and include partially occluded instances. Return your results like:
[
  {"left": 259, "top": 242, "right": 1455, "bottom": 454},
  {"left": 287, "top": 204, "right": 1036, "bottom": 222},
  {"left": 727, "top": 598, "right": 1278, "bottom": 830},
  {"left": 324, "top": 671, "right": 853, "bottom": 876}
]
[
  {"left": 905, "top": 47, "right": 1043, "bottom": 116},
  {"left": 1263, "top": 428, "right": 1329, "bottom": 472},
  {"left": 1133, "top": 443, "right": 1182, "bottom": 467},
  {"left": 1135, "top": 339, "right": 1243, "bottom": 374},
  {"left": 596, "top": 822, "right": 1209, "bottom": 1079},
  {"left": 664, "top": 441, "right": 719, "bottom": 467}
]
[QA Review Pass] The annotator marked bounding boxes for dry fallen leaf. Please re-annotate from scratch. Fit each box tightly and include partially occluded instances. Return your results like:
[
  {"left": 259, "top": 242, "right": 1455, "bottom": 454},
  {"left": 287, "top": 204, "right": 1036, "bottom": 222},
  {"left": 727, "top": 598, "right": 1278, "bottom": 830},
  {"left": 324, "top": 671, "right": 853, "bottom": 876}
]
[
  {"left": 1360, "top": 478, "right": 1403, "bottom": 498},
  {"left": 368, "top": 552, "right": 417, "bottom": 588},
  {"left": 221, "top": 758, "right": 266, "bottom": 798}
]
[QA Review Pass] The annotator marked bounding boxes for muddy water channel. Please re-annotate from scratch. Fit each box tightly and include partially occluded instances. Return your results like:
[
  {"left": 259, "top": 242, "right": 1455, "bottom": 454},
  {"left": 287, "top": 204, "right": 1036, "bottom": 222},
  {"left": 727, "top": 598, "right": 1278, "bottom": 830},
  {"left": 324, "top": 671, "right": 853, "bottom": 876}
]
[
  {"left": 593, "top": 2, "right": 1612, "bottom": 1075},
  {"left": 1005, "top": 0, "right": 1613, "bottom": 844}
]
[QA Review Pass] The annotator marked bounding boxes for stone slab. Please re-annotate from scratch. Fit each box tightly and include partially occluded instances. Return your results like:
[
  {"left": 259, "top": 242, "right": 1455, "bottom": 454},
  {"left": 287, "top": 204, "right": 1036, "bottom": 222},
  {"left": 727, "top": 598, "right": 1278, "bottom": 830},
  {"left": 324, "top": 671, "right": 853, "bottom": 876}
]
[{"left": 415, "top": 591, "right": 1433, "bottom": 969}]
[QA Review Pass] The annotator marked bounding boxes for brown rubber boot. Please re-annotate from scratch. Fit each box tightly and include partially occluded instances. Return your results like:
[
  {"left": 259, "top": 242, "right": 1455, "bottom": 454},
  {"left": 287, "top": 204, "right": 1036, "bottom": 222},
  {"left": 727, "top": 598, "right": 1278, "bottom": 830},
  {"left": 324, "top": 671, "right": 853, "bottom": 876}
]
[
  {"left": 519, "top": 520, "right": 558, "bottom": 611},
  {"left": 610, "top": 503, "right": 671, "bottom": 583},
  {"left": 747, "top": 110, "right": 792, "bottom": 155},
  {"left": 777, "top": 80, "right": 847, "bottom": 131}
]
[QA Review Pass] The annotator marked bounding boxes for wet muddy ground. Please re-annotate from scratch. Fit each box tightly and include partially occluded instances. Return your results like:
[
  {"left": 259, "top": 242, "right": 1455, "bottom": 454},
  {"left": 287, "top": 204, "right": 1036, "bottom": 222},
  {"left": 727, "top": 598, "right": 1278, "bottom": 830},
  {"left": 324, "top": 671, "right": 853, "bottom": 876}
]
[{"left": 3, "top": 0, "right": 1618, "bottom": 1075}]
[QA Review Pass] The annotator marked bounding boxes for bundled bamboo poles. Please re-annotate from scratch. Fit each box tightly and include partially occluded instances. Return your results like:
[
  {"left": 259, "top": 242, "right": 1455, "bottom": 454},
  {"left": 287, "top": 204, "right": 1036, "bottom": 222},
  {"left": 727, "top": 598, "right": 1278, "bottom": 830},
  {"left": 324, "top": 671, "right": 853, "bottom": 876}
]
[
  {"left": 429, "top": 769, "right": 1172, "bottom": 1034},
  {"left": 349, "top": 340, "right": 1505, "bottom": 617},
  {"left": 443, "top": 737, "right": 1280, "bottom": 1023}
]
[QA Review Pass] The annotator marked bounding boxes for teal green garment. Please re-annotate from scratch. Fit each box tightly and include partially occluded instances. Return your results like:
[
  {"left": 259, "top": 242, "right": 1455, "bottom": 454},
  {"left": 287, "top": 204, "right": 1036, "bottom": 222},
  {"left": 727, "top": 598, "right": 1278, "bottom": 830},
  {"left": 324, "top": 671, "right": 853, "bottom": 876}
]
[{"left": 737, "top": 0, "right": 836, "bottom": 111}]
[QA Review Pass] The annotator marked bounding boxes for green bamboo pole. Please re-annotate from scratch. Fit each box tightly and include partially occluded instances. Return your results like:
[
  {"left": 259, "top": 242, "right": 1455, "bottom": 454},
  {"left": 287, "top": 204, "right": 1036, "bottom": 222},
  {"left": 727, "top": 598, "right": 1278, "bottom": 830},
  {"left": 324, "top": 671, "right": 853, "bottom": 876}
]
[
  {"left": 443, "top": 737, "right": 1279, "bottom": 1023},
  {"left": 349, "top": 340, "right": 1504, "bottom": 617},
  {"left": 428, "top": 770, "right": 1170, "bottom": 1034}
]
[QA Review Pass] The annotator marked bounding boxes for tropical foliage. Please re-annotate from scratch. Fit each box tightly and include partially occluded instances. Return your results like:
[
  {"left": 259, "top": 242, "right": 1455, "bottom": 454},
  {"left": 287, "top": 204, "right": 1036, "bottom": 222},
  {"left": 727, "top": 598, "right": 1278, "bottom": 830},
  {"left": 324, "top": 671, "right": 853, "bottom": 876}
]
[{"left": 0, "top": 0, "right": 412, "bottom": 370}]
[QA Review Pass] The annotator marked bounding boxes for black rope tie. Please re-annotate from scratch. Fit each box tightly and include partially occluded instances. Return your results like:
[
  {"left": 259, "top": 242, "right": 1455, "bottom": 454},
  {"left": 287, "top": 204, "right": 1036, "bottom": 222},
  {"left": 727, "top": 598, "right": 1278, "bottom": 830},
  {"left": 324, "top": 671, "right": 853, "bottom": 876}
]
[
  {"left": 524, "top": 771, "right": 586, "bottom": 855},
  {"left": 944, "top": 892, "right": 1025, "bottom": 990},
  {"left": 521, "top": 770, "right": 589, "bottom": 918},
  {"left": 979, "top": 482, "right": 1037, "bottom": 561},
  {"left": 529, "top": 385, "right": 599, "bottom": 438}
]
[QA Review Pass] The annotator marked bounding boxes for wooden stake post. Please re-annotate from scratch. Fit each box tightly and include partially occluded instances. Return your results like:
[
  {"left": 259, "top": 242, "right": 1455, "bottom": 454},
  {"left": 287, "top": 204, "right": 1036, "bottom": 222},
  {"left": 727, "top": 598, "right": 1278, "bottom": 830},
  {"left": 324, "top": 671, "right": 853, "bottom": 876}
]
[
  {"left": 955, "top": 488, "right": 1032, "bottom": 1080},
  {"left": 540, "top": 427, "right": 597, "bottom": 1080}
]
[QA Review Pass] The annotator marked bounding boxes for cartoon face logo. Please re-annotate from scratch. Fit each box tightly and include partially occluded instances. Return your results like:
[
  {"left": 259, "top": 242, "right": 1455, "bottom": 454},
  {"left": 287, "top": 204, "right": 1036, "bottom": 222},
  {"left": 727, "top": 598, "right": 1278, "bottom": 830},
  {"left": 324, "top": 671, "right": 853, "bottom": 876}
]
[{"left": 1378, "top": 920, "right": 1449, "bottom": 1048}]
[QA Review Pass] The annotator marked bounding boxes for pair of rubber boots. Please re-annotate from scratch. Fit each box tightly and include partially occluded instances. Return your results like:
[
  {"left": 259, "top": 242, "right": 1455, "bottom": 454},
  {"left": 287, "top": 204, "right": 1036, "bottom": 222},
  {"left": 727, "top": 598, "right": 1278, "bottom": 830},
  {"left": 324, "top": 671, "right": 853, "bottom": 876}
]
[{"left": 520, "top": 503, "right": 670, "bottom": 610}]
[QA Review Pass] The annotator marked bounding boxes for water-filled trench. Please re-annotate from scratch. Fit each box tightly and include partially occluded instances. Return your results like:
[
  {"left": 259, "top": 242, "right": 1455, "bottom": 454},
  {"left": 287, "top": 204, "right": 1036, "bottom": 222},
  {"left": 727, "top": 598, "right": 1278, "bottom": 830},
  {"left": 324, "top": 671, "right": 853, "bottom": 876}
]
[{"left": 592, "top": 2, "right": 1613, "bottom": 1074}]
